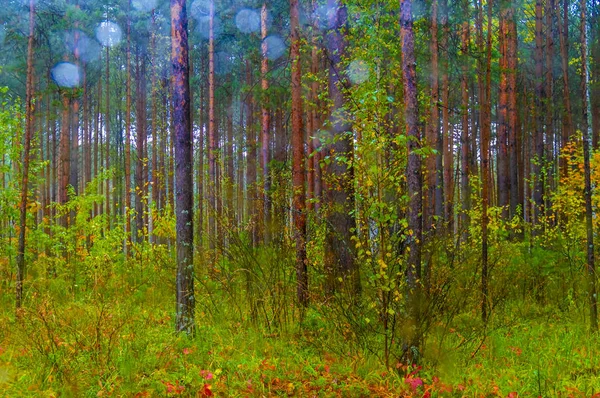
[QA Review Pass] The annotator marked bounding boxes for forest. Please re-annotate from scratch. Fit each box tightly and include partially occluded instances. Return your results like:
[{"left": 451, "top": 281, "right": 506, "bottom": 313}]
[{"left": 0, "top": 0, "right": 599, "bottom": 395}]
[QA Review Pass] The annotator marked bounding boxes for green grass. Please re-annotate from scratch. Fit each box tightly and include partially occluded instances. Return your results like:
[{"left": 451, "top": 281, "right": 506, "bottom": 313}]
[{"left": 1, "top": 248, "right": 600, "bottom": 397}]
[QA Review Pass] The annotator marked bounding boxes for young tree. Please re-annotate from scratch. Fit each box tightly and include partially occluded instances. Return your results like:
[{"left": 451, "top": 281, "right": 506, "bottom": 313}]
[{"left": 171, "top": 0, "right": 195, "bottom": 334}]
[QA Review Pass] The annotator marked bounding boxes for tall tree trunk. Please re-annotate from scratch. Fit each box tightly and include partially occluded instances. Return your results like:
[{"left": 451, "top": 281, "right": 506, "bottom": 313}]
[
  {"left": 325, "top": 0, "right": 359, "bottom": 295},
  {"left": 105, "top": 45, "right": 111, "bottom": 228},
  {"left": 591, "top": 0, "right": 600, "bottom": 148},
  {"left": 400, "top": 0, "right": 422, "bottom": 356},
  {"left": 440, "top": 0, "right": 452, "bottom": 230},
  {"left": 497, "top": 2, "right": 509, "bottom": 218},
  {"left": 581, "top": 0, "right": 598, "bottom": 331},
  {"left": 208, "top": 3, "right": 216, "bottom": 252},
  {"left": 291, "top": 0, "right": 308, "bottom": 309},
  {"left": 460, "top": 0, "right": 471, "bottom": 235},
  {"left": 533, "top": 0, "right": 545, "bottom": 231},
  {"left": 246, "top": 60, "right": 258, "bottom": 246},
  {"left": 261, "top": 2, "right": 271, "bottom": 243},
  {"left": 125, "top": 0, "right": 132, "bottom": 249},
  {"left": 557, "top": 0, "right": 573, "bottom": 176},
  {"left": 150, "top": 10, "right": 159, "bottom": 243},
  {"left": 426, "top": 0, "right": 439, "bottom": 232},
  {"left": 479, "top": 0, "right": 492, "bottom": 323},
  {"left": 507, "top": 6, "right": 519, "bottom": 221},
  {"left": 136, "top": 47, "right": 148, "bottom": 242},
  {"left": 545, "top": 0, "right": 555, "bottom": 220},
  {"left": 16, "top": 0, "right": 35, "bottom": 310},
  {"left": 197, "top": 82, "right": 204, "bottom": 249},
  {"left": 171, "top": 0, "right": 195, "bottom": 335}
]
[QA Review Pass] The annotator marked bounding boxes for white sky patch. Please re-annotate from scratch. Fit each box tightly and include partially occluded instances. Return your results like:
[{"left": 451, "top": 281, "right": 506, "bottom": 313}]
[
  {"left": 347, "top": 59, "right": 369, "bottom": 85},
  {"left": 51, "top": 62, "right": 80, "bottom": 88},
  {"left": 263, "top": 35, "right": 286, "bottom": 60},
  {"left": 235, "top": 9, "right": 260, "bottom": 34},
  {"left": 95, "top": 21, "right": 122, "bottom": 47}
]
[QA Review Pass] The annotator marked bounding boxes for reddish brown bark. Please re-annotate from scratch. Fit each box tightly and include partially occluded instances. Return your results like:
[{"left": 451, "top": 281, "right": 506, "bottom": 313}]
[
  {"left": 426, "top": 0, "right": 439, "bottom": 232},
  {"left": 171, "top": 0, "right": 195, "bottom": 334},
  {"left": 440, "top": 0, "right": 452, "bottom": 229},
  {"left": 400, "top": 0, "right": 422, "bottom": 344},
  {"left": 125, "top": 0, "right": 132, "bottom": 248},
  {"left": 497, "top": 2, "right": 509, "bottom": 217},
  {"left": 460, "top": 0, "right": 471, "bottom": 232},
  {"left": 557, "top": 0, "right": 573, "bottom": 176},
  {"left": 291, "top": 0, "right": 308, "bottom": 309},
  {"left": 533, "top": 0, "right": 545, "bottom": 230}
]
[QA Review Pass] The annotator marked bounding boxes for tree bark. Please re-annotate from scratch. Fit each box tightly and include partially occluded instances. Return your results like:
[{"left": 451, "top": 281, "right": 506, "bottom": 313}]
[
  {"left": 400, "top": 0, "right": 423, "bottom": 355},
  {"left": 324, "top": 0, "right": 359, "bottom": 295},
  {"left": 171, "top": 0, "right": 195, "bottom": 335},
  {"left": 581, "top": 0, "right": 598, "bottom": 331},
  {"left": 16, "top": 0, "right": 35, "bottom": 310},
  {"left": 291, "top": 0, "right": 308, "bottom": 309}
]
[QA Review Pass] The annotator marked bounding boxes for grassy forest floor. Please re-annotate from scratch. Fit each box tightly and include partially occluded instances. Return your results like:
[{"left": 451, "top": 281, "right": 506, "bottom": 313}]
[{"left": 1, "top": 245, "right": 600, "bottom": 397}]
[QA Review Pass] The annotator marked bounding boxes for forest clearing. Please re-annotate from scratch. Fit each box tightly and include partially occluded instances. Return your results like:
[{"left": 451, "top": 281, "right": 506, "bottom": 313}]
[{"left": 1, "top": 0, "right": 600, "bottom": 395}]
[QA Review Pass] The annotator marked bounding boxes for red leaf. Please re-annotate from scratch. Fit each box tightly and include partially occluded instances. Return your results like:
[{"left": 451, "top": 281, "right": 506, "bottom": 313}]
[
  {"left": 405, "top": 376, "right": 424, "bottom": 391},
  {"left": 201, "top": 384, "right": 212, "bottom": 397}
]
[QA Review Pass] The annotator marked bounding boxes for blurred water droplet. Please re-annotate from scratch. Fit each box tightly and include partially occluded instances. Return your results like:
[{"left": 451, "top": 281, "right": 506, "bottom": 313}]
[
  {"left": 235, "top": 9, "right": 260, "bottom": 34},
  {"left": 132, "top": 0, "right": 158, "bottom": 13},
  {"left": 190, "top": 0, "right": 212, "bottom": 19},
  {"left": 51, "top": 62, "right": 81, "bottom": 88},
  {"left": 263, "top": 35, "right": 286, "bottom": 60},
  {"left": 194, "top": 15, "right": 222, "bottom": 40},
  {"left": 313, "top": 4, "right": 337, "bottom": 30},
  {"left": 215, "top": 51, "right": 232, "bottom": 75},
  {"left": 347, "top": 60, "right": 369, "bottom": 85},
  {"left": 65, "top": 31, "right": 101, "bottom": 64},
  {"left": 95, "top": 21, "right": 122, "bottom": 47}
]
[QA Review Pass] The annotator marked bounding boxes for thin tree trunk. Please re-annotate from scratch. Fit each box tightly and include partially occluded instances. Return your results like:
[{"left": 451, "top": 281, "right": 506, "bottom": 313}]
[
  {"left": 533, "top": 0, "right": 545, "bottom": 231},
  {"left": 291, "top": 0, "right": 308, "bottom": 310},
  {"left": 16, "top": 0, "right": 35, "bottom": 310},
  {"left": 125, "top": 0, "right": 132, "bottom": 249},
  {"left": 507, "top": 7, "right": 519, "bottom": 221},
  {"left": 581, "top": 0, "right": 598, "bottom": 331},
  {"left": 497, "top": 2, "right": 509, "bottom": 218},
  {"left": 208, "top": 3, "right": 216, "bottom": 251},
  {"left": 135, "top": 47, "right": 147, "bottom": 242},
  {"left": 426, "top": 0, "right": 439, "bottom": 232},
  {"left": 105, "top": 45, "right": 111, "bottom": 228},
  {"left": 440, "top": 0, "right": 452, "bottom": 230},
  {"left": 557, "top": 0, "right": 573, "bottom": 176},
  {"left": 261, "top": 2, "right": 271, "bottom": 243},
  {"left": 460, "top": 0, "right": 471, "bottom": 235}
]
